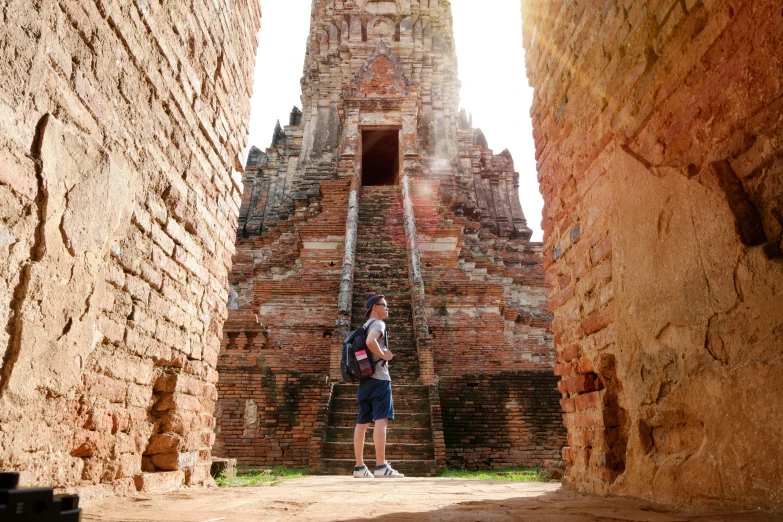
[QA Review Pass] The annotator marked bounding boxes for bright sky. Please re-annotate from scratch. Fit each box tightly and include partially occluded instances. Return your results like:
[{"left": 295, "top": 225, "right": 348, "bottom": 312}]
[{"left": 247, "top": 1, "right": 543, "bottom": 241}]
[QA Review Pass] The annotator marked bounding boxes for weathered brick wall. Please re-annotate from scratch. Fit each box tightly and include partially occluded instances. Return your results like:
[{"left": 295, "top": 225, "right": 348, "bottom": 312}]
[
  {"left": 0, "top": 0, "right": 260, "bottom": 496},
  {"left": 214, "top": 368, "right": 327, "bottom": 466},
  {"left": 522, "top": 0, "right": 783, "bottom": 511},
  {"left": 214, "top": 174, "right": 349, "bottom": 468},
  {"left": 411, "top": 178, "right": 554, "bottom": 377},
  {"left": 439, "top": 372, "right": 566, "bottom": 472}
]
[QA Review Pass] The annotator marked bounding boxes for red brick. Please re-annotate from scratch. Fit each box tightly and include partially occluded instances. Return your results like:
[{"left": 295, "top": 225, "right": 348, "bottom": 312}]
[
  {"left": 560, "top": 398, "right": 576, "bottom": 413},
  {"left": 574, "top": 391, "right": 601, "bottom": 411},
  {"left": 584, "top": 303, "right": 615, "bottom": 335},
  {"left": 578, "top": 357, "right": 595, "bottom": 374},
  {"left": 562, "top": 344, "right": 581, "bottom": 362},
  {"left": 563, "top": 374, "right": 601, "bottom": 394},
  {"left": 590, "top": 235, "right": 612, "bottom": 264},
  {"left": 562, "top": 446, "right": 574, "bottom": 464}
]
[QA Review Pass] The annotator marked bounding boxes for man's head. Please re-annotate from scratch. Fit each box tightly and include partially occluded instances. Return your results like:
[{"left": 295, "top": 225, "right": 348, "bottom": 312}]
[{"left": 365, "top": 294, "right": 389, "bottom": 320}]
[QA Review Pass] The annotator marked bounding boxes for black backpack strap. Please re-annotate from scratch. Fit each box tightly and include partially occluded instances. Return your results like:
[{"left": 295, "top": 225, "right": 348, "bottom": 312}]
[
  {"left": 363, "top": 319, "right": 383, "bottom": 368},
  {"left": 382, "top": 327, "right": 389, "bottom": 367}
]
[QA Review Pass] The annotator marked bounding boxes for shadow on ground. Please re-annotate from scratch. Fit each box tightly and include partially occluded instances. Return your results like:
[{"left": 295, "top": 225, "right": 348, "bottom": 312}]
[
  {"left": 337, "top": 488, "right": 783, "bottom": 522},
  {"left": 82, "top": 477, "right": 783, "bottom": 522}
]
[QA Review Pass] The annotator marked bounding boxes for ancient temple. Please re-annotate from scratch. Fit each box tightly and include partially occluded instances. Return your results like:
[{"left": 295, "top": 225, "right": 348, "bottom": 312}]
[{"left": 214, "top": 0, "right": 565, "bottom": 476}]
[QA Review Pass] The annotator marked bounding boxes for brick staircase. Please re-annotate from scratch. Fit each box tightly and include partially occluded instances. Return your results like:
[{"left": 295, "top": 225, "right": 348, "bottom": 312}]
[
  {"left": 317, "top": 185, "right": 440, "bottom": 476},
  {"left": 351, "top": 185, "right": 419, "bottom": 382}
]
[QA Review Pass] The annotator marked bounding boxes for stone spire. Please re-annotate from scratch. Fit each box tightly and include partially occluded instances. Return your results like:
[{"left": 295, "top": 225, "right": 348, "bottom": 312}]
[{"left": 240, "top": 0, "right": 533, "bottom": 239}]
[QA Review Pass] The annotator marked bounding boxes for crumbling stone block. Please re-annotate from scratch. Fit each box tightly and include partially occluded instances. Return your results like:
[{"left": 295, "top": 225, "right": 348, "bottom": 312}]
[{"left": 210, "top": 458, "right": 237, "bottom": 480}]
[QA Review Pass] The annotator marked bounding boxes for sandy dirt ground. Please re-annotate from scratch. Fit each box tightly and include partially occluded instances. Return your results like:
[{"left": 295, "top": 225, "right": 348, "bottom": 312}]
[{"left": 83, "top": 477, "right": 782, "bottom": 522}]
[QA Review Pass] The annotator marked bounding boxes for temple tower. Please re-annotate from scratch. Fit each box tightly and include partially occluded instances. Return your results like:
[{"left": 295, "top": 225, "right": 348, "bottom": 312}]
[{"left": 215, "top": 0, "right": 566, "bottom": 475}]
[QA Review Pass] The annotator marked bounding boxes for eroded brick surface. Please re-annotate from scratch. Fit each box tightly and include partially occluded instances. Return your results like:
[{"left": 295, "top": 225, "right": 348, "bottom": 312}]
[
  {"left": 522, "top": 0, "right": 783, "bottom": 511},
  {"left": 0, "top": 0, "right": 260, "bottom": 496},
  {"left": 215, "top": 1, "right": 565, "bottom": 475}
]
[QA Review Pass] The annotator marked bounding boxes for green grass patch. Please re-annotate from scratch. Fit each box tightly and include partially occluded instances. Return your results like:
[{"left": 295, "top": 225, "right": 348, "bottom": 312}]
[
  {"left": 216, "top": 466, "right": 309, "bottom": 487},
  {"left": 438, "top": 466, "right": 551, "bottom": 482}
]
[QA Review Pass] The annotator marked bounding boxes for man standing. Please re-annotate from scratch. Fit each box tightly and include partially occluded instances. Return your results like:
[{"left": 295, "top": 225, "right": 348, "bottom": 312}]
[{"left": 353, "top": 295, "right": 405, "bottom": 478}]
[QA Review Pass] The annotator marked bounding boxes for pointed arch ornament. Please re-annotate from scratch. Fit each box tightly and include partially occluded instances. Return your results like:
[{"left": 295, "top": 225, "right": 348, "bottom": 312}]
[{"left": 349, "top": 41, "right": 414, "bottom": 97}]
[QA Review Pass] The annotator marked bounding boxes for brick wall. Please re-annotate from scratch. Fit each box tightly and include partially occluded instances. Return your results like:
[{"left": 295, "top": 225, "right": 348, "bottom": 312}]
[
  {"left": 439, "top": 372, "right": 566, "bottom": 472},
  {"left": 522, "top": 0, "right": 783, "bottom": 511},
  {"left": 0, "top": 0, "right": 260, "bottom": 496},
  {"left": 411, "top": 179, "right": 554, "bottom": 376},
  {"left": 214, "top": 369, "right": 328, "bottom": 467},
  {"left": 213, "top": 174, "right": 349, "bottom": 468}
]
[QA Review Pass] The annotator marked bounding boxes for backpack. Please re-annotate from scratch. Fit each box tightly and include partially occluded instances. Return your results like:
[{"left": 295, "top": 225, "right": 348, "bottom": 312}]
[{"left": 341, "top": 320, "right": 381, "bottom": 383}]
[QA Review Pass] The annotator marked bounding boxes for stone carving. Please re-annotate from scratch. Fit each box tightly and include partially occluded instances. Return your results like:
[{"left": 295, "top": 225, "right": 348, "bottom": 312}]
[
  {"left": 289, "top": 106, "right": 303, "bottom": 126},
  {"left": 350, "top": 42, "right": 413, "bottom": 96},
  {"left": 271, "top": 120, "right": 285, "bottom": 148},
  {"left": 227, "top": 288, "right": 239, "bottom": 310},
  {"left": 359, "top": 0, "right": 410, "bottom": 15},
  {"left": 473, "top": 128, "right": 488, "bottom": 149},
  {"left": 367, "top": 16, "right": 395, "bottom": 41},
  {"left": 246, "top": 146, "right": 267, "bottom": 169}
]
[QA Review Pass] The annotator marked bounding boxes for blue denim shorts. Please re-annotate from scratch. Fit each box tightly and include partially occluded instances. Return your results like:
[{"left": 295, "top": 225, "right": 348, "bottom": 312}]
[{"left": 357, "top": 378, "right": 394, "bottom": 424}]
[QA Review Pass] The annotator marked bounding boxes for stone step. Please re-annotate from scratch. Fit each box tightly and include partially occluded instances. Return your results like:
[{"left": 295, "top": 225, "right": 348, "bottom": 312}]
[
  {"left": 342, "top": 349, "right": 420, "bottom": 362},
  {"left": 329, "top": 412, "right": 432, "bottom": 429},
  {"left": 357, "top": 219, "right": 404, "bottom": 224},
  {"left": 346, "top": 187, "right": 423, "bottom": 383},
  {"left": 359, "top": 189, "right": 399, "bottom": 195},
  {"left": 351, "top": 284, "right": 409, "bottom": 291},
  {"left": 350, "top": 296, "right": 410, "bottom": 305},
  {"left": 352, "top": 265, "right": 409, "bottom": 272},
  {"left": 352, "top": 265, "right": 408, "bottom": 270},
  {"left": 322, "top": 442, "right": 435, "bottom": 460},
  {"left": 330, "top": 396, "right": 431, "bottom": 413},
  {"left": 341, "top": 335, "right": 418, "bottom": 347},
  {"left": 355, "top": 242, "right": 407, "bottom": 248},
  {"left": 325, "top": 426, "right": 433, "bottom": 444},
  {"left": 348, "top": 317, "right": 415, "bottom": 328},
  {"left": 352, "top": 278, "right": 411, "bottom": 286},
  {"left": 315, "top": 459, "right": 439, "bottom": 477},
  {"left": 345, "top": 332, "right": 417, "bottom": 344},
  {"left": 352, "top": 269, "right": 408, "bottom": 274},
  {"left": 351, "top": 281, "right": 409, "bottom": 288},
  {"left": 331, "top": 384, "right": 430, "bottom": 399},
  {"left": 315, "top": 185, "right": 437, "bottom": 475}
]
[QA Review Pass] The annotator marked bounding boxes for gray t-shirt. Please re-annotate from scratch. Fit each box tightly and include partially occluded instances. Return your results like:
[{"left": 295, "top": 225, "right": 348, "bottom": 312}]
[{"left": 364, "top": 319, "right": 390, "bottom": 381}]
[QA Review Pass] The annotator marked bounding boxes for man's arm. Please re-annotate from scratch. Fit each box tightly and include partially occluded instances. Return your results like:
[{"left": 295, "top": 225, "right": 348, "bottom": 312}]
[{"left": 366, "top": 330, "right": 393, "bottom": 361}]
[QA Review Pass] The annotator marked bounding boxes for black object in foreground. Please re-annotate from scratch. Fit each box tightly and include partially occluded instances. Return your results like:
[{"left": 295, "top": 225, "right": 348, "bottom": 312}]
[{"left": 0, "top": 472, "right": 81, "bottom": 521}]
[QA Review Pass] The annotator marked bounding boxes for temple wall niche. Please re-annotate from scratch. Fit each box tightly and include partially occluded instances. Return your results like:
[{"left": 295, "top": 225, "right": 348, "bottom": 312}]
[
  {"left": 0, "top": 0, "right": 260, "bottom": 495},
  {"left": 522, "top": 0, "right": 783, "bottom": 511}
]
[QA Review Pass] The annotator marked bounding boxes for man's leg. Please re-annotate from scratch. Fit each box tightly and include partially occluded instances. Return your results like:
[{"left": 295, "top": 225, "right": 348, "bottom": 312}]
[
  {"left": 373, "top": 417, "right": 388, "bottom": 466},
  {"left": 354, "top": 423, "right": 370, "bottom": 466}
]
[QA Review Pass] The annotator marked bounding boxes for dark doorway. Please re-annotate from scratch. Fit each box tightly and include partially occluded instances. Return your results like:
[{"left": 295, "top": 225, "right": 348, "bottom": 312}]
[{"left": 362, "top": 130, "right": 400, "bottom": 186}]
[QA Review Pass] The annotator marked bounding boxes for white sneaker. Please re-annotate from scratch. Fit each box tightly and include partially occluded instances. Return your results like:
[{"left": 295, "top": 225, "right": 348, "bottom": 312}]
[
  {"left": 353, "top": 465, "right": 374, "bottom": 478},
  {"left": 374, "top": 463, "right": 405, "bottom": 478}
]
